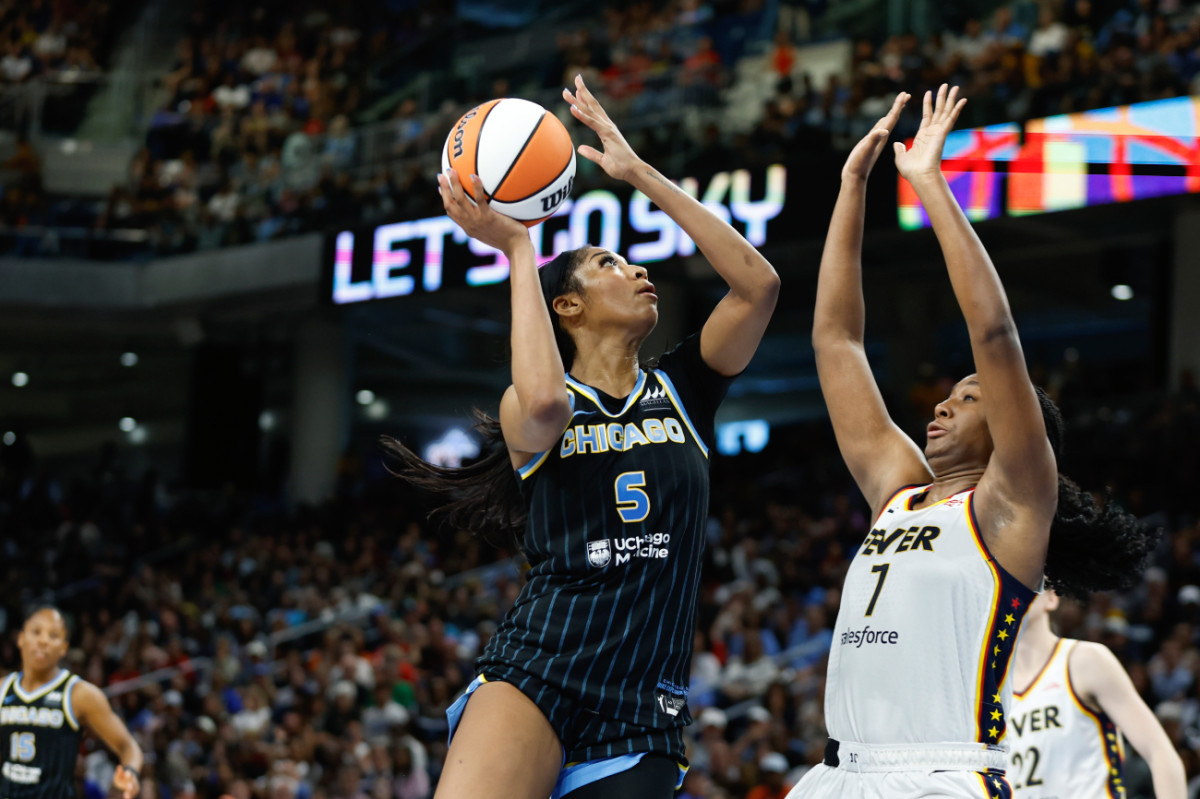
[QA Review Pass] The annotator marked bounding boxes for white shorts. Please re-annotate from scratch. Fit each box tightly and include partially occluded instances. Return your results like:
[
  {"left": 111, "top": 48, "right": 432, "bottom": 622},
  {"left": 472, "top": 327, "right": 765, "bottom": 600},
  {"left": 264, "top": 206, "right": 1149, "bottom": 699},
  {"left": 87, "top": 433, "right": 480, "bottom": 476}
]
[
  {"left": 785, "top": 741, "right": 1012, "bottom": 799},
  {"left": 786, "top": 764, "right": 1012, "bottom": 799}
]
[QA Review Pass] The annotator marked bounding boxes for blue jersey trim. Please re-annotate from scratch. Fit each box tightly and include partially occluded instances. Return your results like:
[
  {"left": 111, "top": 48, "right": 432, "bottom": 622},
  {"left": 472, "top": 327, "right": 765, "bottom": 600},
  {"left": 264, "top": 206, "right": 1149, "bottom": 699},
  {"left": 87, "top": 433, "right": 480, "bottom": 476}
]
[
  {"left": 564, "top": 371, "right": 647, "bottom": 418},
  {"left": 11, "top": 669, "right": 70, "bottom": 702},
  {"left": 516, "top": 391, "right": 576, "bottom": 481},
  {"left": 653, "top": 369, "right": 708, "bottom": 458},
  {"left": 445, "top": 674, "right": 488, "bottom": 746},
  {"left": 553, "top": 754, "right": 646, "bottom": 798},
  {"left": 551, "top": 754, "right": 687, "bottom": 797},
  {"left": 62, "top": 675, "right": 80, "bottom": 730}
]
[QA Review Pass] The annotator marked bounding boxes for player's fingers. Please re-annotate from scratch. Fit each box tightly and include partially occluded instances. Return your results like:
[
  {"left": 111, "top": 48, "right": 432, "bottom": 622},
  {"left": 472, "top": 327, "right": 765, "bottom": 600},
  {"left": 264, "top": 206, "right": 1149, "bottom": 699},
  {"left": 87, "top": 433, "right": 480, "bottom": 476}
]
[
  {"left": 441, "top": 170, "right": 460, "bottom": 202},
  {"left": 880, "top": 93, "right": 906, "bottom": 129},
  {"left": 577, "top": 144, "right": 603, "bottom": 166},
  {"left": 574, "top": 73, "right": 593, "bottom": 102},
  {"left": 574, "top": 74, "right": 610, "bottom": 117},
  {"left": 921, "top": 90, "right": 933, "bottom": 123},
  {"left": 948, "top": 97, "right": 968, "bottom": 126},
  {"left": 893, "top": 141, "right": 906, "bottom": 159},
  {"left": 562, "top": 87, "right": 577, "bottom": 105},
  {"left": 935, "top": 83, "right": 948, "bottom": 117},
  {"left": 570, "top": 103, "right": 610, "bottom": 135},
  {"left": 469, "top": 174, "right": 489, "bottom": 206}
]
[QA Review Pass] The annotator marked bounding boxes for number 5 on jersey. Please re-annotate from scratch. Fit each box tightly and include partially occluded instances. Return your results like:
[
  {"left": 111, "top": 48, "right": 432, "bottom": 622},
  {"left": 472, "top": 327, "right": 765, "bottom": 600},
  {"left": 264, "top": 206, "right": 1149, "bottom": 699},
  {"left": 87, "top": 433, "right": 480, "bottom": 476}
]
[{"left": 615, "top": 471, "right": 650, "bottom": 523}]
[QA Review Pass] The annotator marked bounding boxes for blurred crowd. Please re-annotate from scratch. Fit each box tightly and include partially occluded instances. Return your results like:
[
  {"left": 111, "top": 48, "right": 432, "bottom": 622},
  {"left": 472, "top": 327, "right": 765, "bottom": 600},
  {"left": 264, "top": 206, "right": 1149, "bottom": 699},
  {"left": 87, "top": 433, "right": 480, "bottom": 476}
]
[
  {"left": 2, "top": 367, "right": 1199, "bottom": 799},
  {"left": 6, "top": 0, "right": 1200, "bottom": 257},
  {"left": 0, "top": 0, "right": 120, "bottom": 85}
]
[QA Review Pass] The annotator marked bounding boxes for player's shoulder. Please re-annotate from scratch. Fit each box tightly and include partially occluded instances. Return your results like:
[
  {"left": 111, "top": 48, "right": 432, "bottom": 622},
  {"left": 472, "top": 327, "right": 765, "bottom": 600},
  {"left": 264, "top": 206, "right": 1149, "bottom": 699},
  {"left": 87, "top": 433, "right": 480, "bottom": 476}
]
[
  {"left": 1065, "top": 638, "right": 1125, "bottom": 697},
  {"left": 67, "top": 676, "right": 105, "bottom": 712},
  {"left": 1066, "top": 638, "right": 1116, "bottom": 665}
]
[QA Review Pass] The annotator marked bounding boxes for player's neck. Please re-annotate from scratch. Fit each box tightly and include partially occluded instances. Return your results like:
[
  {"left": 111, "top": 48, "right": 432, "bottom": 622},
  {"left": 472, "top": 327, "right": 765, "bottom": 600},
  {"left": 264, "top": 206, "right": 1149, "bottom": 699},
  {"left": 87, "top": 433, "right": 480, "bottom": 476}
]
[
  {"left": 19, "top": 663, "right": 62, "bottom": 691},
  {"left": 1013, "top": 619, "right": 1058, "bottom": 682},
  {"left": 915, "top": 468, "right": 985, "bottom": 507},
  {"left": 568, "top": 334, "right": 642, "bottom": 398}
]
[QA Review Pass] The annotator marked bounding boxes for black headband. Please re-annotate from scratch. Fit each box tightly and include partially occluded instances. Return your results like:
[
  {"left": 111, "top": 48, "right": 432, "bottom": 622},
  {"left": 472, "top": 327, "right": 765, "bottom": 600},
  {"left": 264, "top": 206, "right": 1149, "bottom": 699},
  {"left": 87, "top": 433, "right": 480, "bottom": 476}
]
[{"left": 538, "top": 250, "right": 576, "bottom": 300}]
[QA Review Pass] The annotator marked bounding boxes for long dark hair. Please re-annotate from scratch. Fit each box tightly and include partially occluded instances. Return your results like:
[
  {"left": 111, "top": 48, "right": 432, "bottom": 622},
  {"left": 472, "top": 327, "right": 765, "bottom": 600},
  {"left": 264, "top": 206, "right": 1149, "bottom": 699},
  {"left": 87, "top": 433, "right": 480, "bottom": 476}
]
[
  {"left": 381, "top": 248, "right": 592, "bottom": 551},
  {"left": 1037, "top": 388, "right": 1160, "bottom": 599}
]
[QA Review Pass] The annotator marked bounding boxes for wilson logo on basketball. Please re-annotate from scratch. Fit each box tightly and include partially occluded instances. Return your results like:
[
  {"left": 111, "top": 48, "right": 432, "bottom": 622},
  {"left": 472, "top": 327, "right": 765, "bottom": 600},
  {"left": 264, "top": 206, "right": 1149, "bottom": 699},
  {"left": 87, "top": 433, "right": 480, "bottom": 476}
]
[
  {"left": 451, "top": 108, "right": 479, "bottom": 159},
  {"left": 541, "top": 176, "right": 574, "bottom": 213}
]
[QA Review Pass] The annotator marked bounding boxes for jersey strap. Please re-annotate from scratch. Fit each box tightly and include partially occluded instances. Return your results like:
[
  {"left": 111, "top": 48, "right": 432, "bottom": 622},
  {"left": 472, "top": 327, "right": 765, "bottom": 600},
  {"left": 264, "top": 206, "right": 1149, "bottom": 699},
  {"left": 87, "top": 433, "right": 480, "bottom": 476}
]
[
  {"left": 1065, "top": 641, "right": 1126, "bottom": 797},
  {"left": 965, "top": 491, "right": 1038, "bottom": 746},
  {"left": 61, "top": 676, "right": 80, "bottom": 731},
  {"left": 652, "top": 369, "right": 708, "bottom": 458},
  {"left": 0, "top": 672, "right": 13, "bottom": 705}
]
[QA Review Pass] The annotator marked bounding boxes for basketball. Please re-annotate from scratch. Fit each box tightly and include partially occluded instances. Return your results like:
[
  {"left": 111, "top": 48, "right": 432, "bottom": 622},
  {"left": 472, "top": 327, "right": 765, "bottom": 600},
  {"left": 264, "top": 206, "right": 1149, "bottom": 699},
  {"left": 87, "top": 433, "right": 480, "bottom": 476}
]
[{"left": 441, "top": 98, "right": 576, "bottom": 227}]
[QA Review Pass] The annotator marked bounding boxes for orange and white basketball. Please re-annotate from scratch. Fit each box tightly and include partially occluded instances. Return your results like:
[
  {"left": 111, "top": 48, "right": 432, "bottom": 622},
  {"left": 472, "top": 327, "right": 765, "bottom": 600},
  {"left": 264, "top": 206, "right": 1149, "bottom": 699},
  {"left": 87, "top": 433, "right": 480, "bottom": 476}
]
[{"left": 441, "top": 98, "right": 576, "bottom": 227}]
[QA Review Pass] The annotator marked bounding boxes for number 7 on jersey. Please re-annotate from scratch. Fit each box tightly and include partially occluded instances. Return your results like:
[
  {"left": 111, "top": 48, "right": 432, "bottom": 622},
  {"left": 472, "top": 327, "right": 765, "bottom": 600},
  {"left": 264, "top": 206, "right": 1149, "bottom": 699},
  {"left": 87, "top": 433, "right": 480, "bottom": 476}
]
[{"left": 865, "top": 563, "right": 889, "bottom": 616}]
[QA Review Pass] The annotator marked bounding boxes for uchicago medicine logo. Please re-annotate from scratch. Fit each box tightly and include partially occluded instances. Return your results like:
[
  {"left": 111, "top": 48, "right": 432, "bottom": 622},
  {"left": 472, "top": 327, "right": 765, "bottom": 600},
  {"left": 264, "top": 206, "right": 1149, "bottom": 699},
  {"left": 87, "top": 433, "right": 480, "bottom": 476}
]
[
  {"left": 587, "top": 540, "right": 611, "bottom": 568},
  {"left": 586, "top": 534, "right": 671, "bottom": 568}
]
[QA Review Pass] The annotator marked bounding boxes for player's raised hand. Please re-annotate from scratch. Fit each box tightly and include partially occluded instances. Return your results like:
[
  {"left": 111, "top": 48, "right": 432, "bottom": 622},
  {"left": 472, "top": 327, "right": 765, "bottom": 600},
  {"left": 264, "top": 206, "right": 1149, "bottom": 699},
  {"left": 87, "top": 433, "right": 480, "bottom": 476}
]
[
  {"left": 893, "top": 84, "right": 967, "bottom": 183},
  {"left": 563, "top": 74, "right": 641, "bottom": 183},
  {"left": 437, "top": 169, "right": 530, "bottom": 254},
  {"left": 113, "top": 765, "right": 140, "bottom": 799},
  {"left": 842, "top": 92, "right": 910, "bottom": 183}
]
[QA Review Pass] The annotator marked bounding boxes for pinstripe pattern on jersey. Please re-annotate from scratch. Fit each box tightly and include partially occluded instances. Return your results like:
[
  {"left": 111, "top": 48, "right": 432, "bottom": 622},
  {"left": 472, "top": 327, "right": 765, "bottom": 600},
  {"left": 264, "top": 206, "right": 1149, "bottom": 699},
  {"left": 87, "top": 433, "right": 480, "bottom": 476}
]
[{"left": 479, "top": 354, "right": 718, "bottom": 730}]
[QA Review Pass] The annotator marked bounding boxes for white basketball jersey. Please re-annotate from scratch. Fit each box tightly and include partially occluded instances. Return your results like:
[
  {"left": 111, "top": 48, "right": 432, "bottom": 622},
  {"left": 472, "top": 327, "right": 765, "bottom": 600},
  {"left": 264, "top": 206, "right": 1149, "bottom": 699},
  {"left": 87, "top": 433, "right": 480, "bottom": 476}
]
[
  {"left": 1009, "top": 639, "right": 1127, "bottom": 798},
  {"left": 826, "top": 485, "right": 1037, "bottom": 748}
]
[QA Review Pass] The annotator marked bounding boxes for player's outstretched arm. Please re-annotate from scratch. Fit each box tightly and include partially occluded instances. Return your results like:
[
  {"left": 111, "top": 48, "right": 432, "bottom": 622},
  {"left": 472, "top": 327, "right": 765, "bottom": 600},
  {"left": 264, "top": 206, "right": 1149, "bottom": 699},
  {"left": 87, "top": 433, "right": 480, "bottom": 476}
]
[
  {"left": 72, "top": 680, "right": 143, "bottom": 799},
  {"left": 898, "top": 85, "right": 1055, "bottom": 586},
  {"left": 1069, "top": 642, "right": 1186, "bottom": 799},
  {"left": 814, "top": 93, "right": 931, "bottom": 516},
  {"left": 438, "top": 169, "right": 571, "bottom": 457},
  {"left": 563, "top": 75, "right": 779, "bottom": 377}
]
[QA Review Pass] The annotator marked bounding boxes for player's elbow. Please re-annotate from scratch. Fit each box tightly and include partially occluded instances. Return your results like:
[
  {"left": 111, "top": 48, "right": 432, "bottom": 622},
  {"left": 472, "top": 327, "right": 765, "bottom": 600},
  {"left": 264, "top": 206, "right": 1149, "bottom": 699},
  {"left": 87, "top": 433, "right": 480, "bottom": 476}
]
[
  {"left": 812, "top": 334, "right": 863, "bottom": 360},
  {"left": 758, "top": 268, "right": 782, "bottom": 300},
  {"left": 972, "top": 318, "right": 1018, "bottom": 347},
  {"left": 525, "top": 391, "right": 572, "bottom": 430}
]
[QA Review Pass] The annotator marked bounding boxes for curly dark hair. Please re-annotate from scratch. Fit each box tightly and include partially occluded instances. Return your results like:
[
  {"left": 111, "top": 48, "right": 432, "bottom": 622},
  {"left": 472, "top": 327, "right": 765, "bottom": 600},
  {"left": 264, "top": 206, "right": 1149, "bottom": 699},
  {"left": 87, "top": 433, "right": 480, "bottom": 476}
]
[{"left": 1036, "top": 387, "right": 1161, "bottom": 600}]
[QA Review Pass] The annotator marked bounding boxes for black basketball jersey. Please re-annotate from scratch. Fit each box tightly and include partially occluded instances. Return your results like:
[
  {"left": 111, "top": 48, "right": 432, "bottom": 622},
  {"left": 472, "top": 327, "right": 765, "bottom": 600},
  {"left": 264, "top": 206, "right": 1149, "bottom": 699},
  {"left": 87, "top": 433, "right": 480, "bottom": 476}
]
[
  {"left": 478, "top": 333, "right": 732, "bottom": 729},
  {"left": 0, "top": 670, "right": 83, "bottom": 799}
]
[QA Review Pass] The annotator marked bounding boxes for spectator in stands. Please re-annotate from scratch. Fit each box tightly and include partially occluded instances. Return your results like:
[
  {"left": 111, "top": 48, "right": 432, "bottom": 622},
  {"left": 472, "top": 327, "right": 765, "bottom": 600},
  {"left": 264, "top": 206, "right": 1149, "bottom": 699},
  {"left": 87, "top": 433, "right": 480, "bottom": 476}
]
[{"left": 747, "top": 752, "right": 792, "bottom": 799}]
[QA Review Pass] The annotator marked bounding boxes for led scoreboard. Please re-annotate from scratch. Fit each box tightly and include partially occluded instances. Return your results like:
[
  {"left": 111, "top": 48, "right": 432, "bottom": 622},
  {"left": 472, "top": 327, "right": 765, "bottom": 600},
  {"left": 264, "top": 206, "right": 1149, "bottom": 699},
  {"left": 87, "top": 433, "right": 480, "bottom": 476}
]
[
  {"left": 899, "top": 96, "right": 1200, "bottom": 229},
  {"left": 327, "top": 165, "right": 788, "bottom": 304}
]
